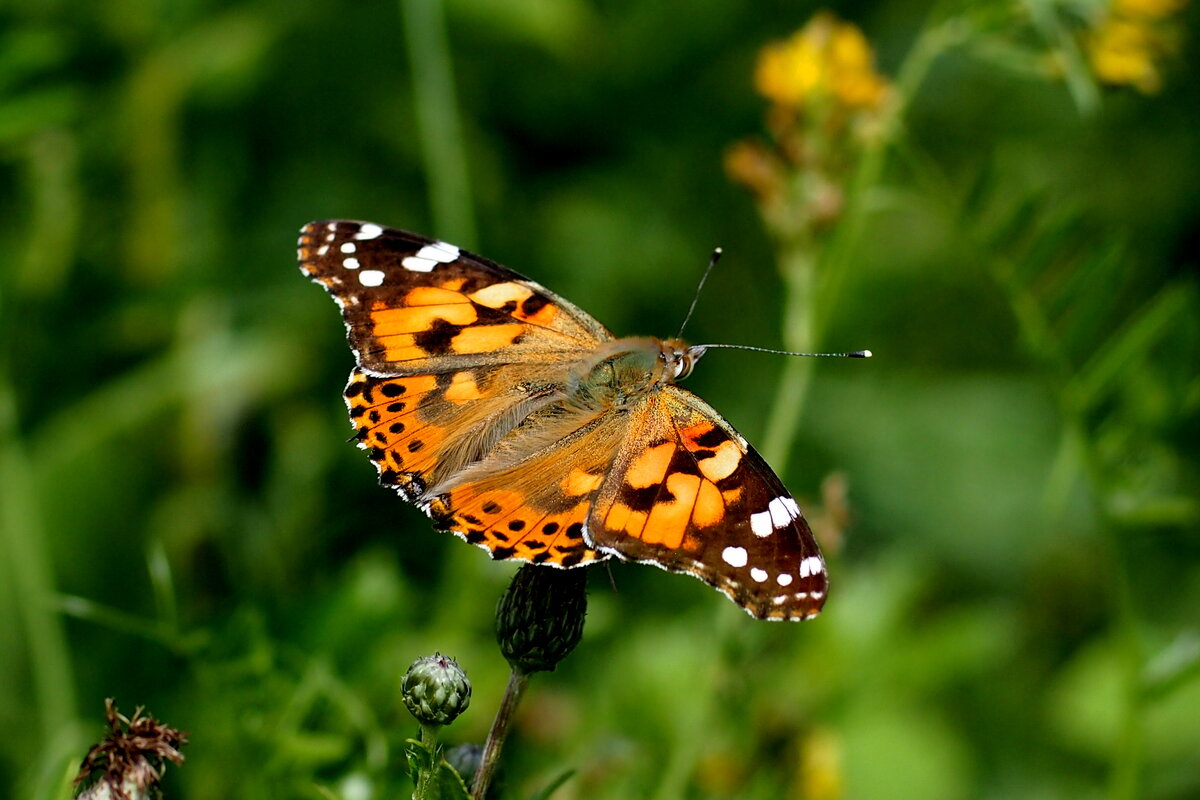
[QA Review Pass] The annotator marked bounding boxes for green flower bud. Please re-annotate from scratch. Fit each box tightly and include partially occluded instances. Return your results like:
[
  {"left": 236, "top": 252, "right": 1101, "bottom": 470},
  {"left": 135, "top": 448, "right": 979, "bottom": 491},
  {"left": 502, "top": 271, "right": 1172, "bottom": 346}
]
[
  {"left": 496, "top": 564, "right": 587, "bottom": 674},
  {"left": 401, "top": 653, "right": 472, "bottom": 726}
]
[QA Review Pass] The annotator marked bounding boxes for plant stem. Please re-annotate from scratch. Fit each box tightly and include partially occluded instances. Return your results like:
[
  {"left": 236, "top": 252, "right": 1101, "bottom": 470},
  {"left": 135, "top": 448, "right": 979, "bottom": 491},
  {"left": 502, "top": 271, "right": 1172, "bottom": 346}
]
[
  {"left": 472, "top": 669, "right": 529, "bottom": 800},
  {"left": 0, "top": 383, "right": 78, "bottom": 748},
  {"left": 416, "top": 723, "right": 441, "bottom": 798},
  {"left": 400, "top": 0, "right": 477, "bottom": 247},
  {"left": 762, "top": 248, "right": 817, "bottom": 470}
]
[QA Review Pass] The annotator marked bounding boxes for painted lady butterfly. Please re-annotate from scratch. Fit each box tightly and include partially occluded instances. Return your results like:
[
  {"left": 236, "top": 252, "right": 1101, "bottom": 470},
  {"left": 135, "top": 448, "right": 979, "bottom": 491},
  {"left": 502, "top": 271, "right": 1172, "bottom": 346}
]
[{"left": 299, "top": 220, "right": 829, "bottom": 620}]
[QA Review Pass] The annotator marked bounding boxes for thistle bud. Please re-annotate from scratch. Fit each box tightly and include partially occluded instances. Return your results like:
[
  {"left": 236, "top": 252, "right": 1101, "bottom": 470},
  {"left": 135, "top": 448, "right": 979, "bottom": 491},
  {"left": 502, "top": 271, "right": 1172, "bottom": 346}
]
[
  {"left": 496, "top": 564, "right": 588, "bottom": 674},
  {"left": 401, "top": 653, "right": 472, "bottom": 726}
]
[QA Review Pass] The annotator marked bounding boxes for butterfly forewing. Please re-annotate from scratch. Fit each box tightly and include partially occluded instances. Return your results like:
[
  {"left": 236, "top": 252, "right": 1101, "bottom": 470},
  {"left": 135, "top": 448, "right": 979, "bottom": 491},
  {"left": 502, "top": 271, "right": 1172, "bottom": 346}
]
[
  {"left": 301, "top": 220, "right": 830, "bottom": 621},
  {"left": 299, "top": 221, "right": 610, "bottom": 376}
]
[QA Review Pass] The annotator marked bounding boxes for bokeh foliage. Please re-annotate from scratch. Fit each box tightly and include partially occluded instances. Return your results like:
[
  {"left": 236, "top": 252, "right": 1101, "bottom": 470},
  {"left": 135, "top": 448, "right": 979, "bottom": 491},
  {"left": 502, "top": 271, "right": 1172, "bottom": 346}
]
[{"left": 1, "top": 1, "right": 1198, "bottom": 798}]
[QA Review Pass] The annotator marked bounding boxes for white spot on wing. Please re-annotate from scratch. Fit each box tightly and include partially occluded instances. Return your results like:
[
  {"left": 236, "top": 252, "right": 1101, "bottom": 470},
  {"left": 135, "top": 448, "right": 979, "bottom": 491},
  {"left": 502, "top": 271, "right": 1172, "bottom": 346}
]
[
  {"left": 750, "top": 567, "right": 768, "bottom": 583},
  {"left": 777, "top": 573, "right": 793, "bottom": 587},
  {"left": 750, "top": 511, "right": 772, "bottom": 537},
  {"left": 344, "top": 257, "right": 361, "bottom": 269},
  {"left": 326, "top": 222, "right": 337, "bottom": 231},
  {"left": 358, "top": 270, "right": 385, "bottom": 287},
  {"left": 721, "top": 546, "right": 748, "bottom": 568},
  {"left": 402, "top": 256, "right": 437, "bottom": 272},
  {"left": 340, "top": 242, "right": 356, "bottom": 254},
  {"left": 783, "top": 497, "right": 800, "bottom": 518},
  {"left": 417, "top": 241, "right": 460, "bottom": 263},
  {"left": 317, "top": 245, "right": 329, "bottom": 256},
  {"left": 768, "top": 497, "right": 791, "bottom": 528},
  {"left": 355, "top": 223, "right": 383, "bottom": 240},
  {"left": 798, "top": 555, "right": 824, "bottom": 578}
]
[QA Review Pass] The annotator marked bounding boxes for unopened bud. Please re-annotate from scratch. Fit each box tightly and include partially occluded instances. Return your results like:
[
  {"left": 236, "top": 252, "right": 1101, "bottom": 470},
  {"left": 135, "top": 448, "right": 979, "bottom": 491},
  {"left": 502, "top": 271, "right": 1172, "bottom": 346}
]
[
  {"left": 496, "top": 564, "right": 587, "bottom": 674},
  {"left": 401, "top": 653, "right": 471, "bottom": 726}
]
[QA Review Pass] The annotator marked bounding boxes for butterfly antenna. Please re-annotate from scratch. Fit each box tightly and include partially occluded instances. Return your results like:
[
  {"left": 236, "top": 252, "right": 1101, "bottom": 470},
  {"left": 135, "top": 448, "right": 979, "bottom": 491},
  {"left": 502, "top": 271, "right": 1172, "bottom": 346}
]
[
  {"left": 696, "top": 343, "right": 873, "bottom": 358},
  {"left": 676, "top": 247, "right": 723, "bottom": 340}
]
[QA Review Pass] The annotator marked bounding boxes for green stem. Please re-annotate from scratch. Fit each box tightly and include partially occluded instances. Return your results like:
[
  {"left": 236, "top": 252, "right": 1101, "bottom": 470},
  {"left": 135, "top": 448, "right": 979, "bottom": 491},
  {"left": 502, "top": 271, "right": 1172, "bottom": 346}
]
[
  {"left": 472, "top": 669, "right": 529, "bottom": 800},
  {"left": 0, "top": 383, "right": 79, "bottom": 765},
  {"left": 400, "top": 0, "right": 477, "bottom": 247},
  {"left": 762, "top": 249, "right": 817, "bottom": 470},
  {"left": 1106, "top": 544, "right": 1144, "bottom": 800},
  {"left": 416, "top": 723, "right": 442, "bottom": 798}
]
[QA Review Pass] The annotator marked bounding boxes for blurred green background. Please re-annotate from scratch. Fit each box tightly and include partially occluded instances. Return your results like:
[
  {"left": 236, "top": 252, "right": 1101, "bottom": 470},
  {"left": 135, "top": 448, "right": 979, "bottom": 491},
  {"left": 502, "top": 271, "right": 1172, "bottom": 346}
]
[{"left": 2, "top": 0, "right": 1198, "bottom": 798}]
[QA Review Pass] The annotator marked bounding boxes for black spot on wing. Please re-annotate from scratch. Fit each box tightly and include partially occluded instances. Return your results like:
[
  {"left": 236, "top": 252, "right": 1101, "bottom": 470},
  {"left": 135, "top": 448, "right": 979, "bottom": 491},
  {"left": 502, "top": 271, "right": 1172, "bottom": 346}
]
[
  {"left": 624, "top": 484, "right": 666, "bottom": 513},
  {"left": 413, "top": 318, "right": 462, "bottom": 354},
  {"left": 692, "top": 427, "right": 726, "bottom": 448},
  {"left": 520, "top": 293, "right": 550, "bottom": 317}
]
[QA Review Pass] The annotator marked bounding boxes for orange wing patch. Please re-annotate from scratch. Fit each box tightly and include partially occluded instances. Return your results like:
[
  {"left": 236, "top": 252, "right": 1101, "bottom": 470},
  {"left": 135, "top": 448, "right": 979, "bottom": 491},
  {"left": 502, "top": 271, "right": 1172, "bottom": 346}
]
[
  {"left": 370, "top": 300, "right": 478, "bottom": 335},
  {"left": 346, "top": 371, "right": 450, "bottom": 495},
  {"left": 600, "top": 426, "right": 734, "bottom": 551},
  {"left": 429, "top": 484, "right": 599, "bottom": 567},
  {"left": 468, "top": 281, "right": 560, "bottom": 326},
  {"left": 449, "top": 323, "right": 526, "bottom": 354},
  {"left": 562, "top": 467, "right": 604, "bottom": 496},
  {"left": 625, "top": 442, "right": 675, "bottom": 489}
]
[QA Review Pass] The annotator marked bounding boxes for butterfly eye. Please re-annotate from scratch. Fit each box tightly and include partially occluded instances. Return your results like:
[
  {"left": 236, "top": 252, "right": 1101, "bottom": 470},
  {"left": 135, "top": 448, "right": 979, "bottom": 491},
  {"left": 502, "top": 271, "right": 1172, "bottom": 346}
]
[{"left": 673, "top": 353, "right": 693, "bottom": 379}]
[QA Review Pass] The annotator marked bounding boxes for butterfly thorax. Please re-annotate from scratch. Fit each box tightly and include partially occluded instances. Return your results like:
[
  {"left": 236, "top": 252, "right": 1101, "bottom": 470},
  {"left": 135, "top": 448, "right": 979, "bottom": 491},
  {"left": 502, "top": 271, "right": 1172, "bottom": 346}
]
[{"left": 566, "top": 337, "right": 705, "bottom": 410}]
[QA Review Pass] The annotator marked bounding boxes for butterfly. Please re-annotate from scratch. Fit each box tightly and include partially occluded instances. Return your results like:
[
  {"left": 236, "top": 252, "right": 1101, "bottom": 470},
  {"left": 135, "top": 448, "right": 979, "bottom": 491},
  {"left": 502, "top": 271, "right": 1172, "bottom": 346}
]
[{"left": 299, "top": 220, "right": 828, "bottom": 620}]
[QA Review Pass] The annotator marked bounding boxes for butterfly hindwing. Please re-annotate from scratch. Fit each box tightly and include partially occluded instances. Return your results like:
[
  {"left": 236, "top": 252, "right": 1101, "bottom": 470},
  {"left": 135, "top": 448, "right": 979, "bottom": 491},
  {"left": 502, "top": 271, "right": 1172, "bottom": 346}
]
[
  {"left": 420, "top": 401, "right": 637, "bottom": 568},
  {"left": 347, "top": 360, "right": 570, "bottom": 499}
]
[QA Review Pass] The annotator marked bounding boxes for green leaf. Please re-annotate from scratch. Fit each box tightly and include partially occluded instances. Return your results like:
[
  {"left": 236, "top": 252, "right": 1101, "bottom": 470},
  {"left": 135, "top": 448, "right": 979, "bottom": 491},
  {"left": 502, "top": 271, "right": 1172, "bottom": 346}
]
[
  {"left": 1069, "top": 283, "right": 1194, "bottom": 413},
  {"left": 403, "top": 740, "right": 471, "bottom": 800},
  {"left": 527, "top": 769, "right": 575, "bottom": 800}
]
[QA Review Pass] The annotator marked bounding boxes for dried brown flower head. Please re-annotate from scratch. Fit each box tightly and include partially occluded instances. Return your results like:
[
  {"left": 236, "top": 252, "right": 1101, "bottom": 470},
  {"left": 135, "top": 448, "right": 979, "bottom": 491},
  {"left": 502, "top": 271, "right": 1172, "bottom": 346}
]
[{"left": 74, "top": 699, "right": 188, "bottom": 800}]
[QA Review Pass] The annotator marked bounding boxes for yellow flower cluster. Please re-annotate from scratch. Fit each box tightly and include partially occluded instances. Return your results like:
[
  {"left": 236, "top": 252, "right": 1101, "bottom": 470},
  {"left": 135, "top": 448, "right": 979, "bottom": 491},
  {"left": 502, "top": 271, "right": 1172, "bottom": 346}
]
[
  {"left": 727, "top": 13, "right": 891, "bottom": 239},
  {"left": 1087, "top": 0, "right": 1189, "bottom": 92},
  {"left": 754, "top": 12, "right": 889, "bottom": 111}
]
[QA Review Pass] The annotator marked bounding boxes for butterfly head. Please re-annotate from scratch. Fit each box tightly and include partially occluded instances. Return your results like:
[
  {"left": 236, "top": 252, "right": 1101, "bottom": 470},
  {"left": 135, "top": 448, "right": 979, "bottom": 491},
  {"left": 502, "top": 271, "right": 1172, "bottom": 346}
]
[{"left": 661, "top": 338, "right": 708, "bottom": 382}]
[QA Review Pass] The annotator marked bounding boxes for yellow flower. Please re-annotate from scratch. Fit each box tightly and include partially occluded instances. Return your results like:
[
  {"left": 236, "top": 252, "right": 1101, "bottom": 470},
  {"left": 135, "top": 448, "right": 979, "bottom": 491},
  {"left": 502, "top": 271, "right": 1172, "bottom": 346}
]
[
  {"left": 795, "top": 728, "right": 844, "bottom": 800},
  {"left": 1086, "top": 0, "right": 1188, "bottom": 93},
  {"left": 754, "top": 12, "right": 890, "bottom": 110},
  {"left": 1113, "top": 0, "right": 1188, "bottom": 19},
  {"left": 1089, "top": 17, "right": 1166, "bottom": 92}
]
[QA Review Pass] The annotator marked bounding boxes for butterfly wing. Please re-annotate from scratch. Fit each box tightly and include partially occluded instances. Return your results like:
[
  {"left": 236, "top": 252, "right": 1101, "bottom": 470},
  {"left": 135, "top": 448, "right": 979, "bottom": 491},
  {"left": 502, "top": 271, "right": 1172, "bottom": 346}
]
[
  {"left": 417, "top": 396, "right": 639, "bottom": 568},
  {"left": 589, "top": 386, "right": 828, "bottom": 620},
  {"left": 299, "top": 220, "right": 612, "bottom": 376},
  {"left": 301, "top": 220, "right": 617, "bottom": 564}
]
